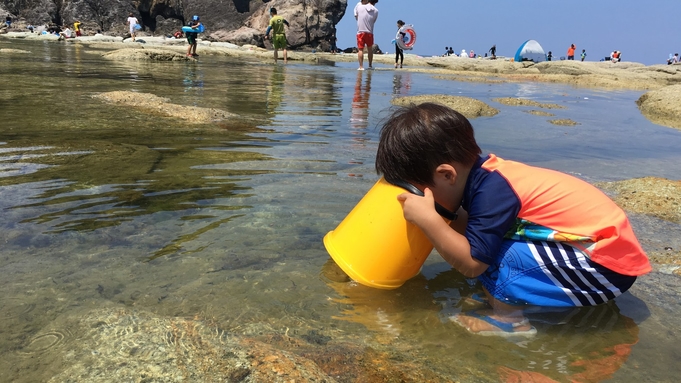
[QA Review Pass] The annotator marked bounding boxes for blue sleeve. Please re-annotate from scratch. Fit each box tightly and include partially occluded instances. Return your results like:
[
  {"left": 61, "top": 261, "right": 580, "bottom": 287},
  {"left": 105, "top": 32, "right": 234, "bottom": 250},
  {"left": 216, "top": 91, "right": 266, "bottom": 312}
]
[
  {"left": 463, "top": 171, "right": 521, "bottom": 265},
  {"left": 265, "top": 26, "right": 272, "bottom": 35},
  {"left": 284, "top": 20, "right": 290, "bottom": 27}
]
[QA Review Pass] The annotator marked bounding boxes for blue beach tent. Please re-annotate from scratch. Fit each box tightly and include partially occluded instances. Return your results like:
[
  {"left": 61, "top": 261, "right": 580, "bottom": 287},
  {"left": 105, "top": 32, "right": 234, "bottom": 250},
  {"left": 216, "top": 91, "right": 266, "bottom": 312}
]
[{"left": 514, "top": 39, "right": 546, "bottom": 63}]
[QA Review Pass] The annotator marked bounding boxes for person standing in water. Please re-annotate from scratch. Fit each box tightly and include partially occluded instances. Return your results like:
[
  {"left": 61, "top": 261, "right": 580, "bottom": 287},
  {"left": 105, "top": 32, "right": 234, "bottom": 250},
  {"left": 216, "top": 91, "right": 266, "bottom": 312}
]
[
  {"left": 185, "top": 15, "right": 202, "bottom": 57},
  {"left": 354, "top": 0, "right": 379, "bottom": 70},
  {"left": 265, "top": 7, "right": 290, "bottom": 63},
  {"left": 395, "top": 20, "right": 406, "bottom": 68}
]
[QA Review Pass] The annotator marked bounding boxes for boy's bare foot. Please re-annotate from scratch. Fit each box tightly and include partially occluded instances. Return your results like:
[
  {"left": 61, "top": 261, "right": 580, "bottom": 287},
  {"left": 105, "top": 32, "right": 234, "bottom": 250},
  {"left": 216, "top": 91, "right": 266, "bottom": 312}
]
[{"left": 450, "top": 309, "right": 536, "bottom": 338}]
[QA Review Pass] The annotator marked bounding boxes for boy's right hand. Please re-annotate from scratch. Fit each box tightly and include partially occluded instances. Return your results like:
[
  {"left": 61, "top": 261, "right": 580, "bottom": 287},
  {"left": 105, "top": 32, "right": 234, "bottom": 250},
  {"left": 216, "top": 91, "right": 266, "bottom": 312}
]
[{"left": 397, "top": 188, "right": 439, "bottom": 226}]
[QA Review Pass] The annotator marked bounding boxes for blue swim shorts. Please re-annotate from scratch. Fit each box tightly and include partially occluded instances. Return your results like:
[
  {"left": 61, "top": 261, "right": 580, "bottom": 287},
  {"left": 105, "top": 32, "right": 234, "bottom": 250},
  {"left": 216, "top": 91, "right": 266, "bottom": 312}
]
[{"left": 478, "top": 240, "right": 636, "bottom": 307}]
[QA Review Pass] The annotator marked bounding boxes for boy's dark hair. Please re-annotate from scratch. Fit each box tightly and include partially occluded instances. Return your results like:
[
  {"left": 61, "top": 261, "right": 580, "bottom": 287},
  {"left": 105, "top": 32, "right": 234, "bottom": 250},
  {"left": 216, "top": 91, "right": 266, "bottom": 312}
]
[
  {"left": 376, "top": 103, "right": 481, "bottom": 186},
  {"left": 270, "top": 8, "right": 277, "bottom": 14},
  {"left": 397, "top": 20, "right": 405, "bottom": 26}
]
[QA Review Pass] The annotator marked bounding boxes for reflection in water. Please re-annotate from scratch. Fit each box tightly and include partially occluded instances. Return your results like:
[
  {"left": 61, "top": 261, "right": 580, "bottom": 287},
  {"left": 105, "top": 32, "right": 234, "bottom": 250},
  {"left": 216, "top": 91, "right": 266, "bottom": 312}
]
[
  {"left": 392, "top": 72, "right": 412, "bottom": 96},
  {"left": 265, "top": 64, "right": 285, "bottom": 113},
  {"left": 350, "top": 70, "right": 372, "bottom": 143},
  {"left": 1, "top": 39, "right": 680, "bottom": 383},
  {"left": 323, "top": 259, "right": 648, "bottom": 382},
  {"left": 182, "top": 63, "right": 205, "bottom": 98}
]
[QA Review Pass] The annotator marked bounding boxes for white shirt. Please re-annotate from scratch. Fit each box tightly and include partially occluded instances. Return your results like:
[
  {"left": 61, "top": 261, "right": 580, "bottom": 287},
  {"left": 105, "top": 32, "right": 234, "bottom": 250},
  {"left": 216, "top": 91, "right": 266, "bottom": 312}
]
[
  {"left": 356, "top": 3, "right": 378, "bottom": 34},
  {"left": 127, "top": 17, "right": 138, "bottom": 26}
]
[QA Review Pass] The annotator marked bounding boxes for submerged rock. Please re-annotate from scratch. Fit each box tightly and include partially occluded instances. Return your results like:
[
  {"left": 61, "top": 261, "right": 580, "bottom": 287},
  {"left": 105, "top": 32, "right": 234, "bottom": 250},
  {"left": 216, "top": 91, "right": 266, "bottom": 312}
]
[
  {"left": 492, "top": 97, "right": 566, "bottom": 109},
  {"left": 93, "top": 91, "right": 236, "bottom": 124},
  {"left": 101, "top": 48, "right": 190, "bottom": 61},
  {"left": 548, "top": 119, "right": 580, "bottom": 126},
  {"left": 42, "top": 308, "right": 336, "bottom": 383}
]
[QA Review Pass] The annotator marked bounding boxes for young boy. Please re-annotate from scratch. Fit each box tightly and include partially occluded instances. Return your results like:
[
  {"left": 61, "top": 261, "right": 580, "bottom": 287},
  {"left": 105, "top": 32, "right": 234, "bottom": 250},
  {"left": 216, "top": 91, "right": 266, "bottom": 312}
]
[
  {"left": 375, "top": 103, "right": 651, "bottom": 337},
  {"left": 185, "top": 15, "right": 202, "bottom": 57},
  {"left": 265, "top": 8, "right": 289, "bottom": 63}
]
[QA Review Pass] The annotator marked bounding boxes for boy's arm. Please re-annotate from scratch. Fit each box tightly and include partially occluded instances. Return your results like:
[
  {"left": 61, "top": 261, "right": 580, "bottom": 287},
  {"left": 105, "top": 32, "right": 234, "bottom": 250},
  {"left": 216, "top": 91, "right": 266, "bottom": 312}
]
[
  {"left": 398, "top": 189, "right": 489, "bottom": 278},
  {"left": 265, "top": 25, "right": 272, "bottom": 37},
  {"left": 284, "top": 20, "right": 290, "bottom": 27}
]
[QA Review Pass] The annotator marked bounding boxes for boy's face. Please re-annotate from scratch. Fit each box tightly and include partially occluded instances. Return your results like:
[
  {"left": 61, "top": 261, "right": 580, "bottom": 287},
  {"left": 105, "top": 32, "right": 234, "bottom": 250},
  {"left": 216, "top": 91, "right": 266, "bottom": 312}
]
[{"left": 413, "top": 165, "right": 462, "bottom": 212}]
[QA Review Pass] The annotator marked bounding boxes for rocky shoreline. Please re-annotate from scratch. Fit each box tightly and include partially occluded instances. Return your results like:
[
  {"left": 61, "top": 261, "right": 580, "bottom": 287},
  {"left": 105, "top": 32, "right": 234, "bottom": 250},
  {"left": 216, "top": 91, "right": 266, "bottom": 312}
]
[{"left": 2, "top": 31, "right": 680, "bottom": 276}]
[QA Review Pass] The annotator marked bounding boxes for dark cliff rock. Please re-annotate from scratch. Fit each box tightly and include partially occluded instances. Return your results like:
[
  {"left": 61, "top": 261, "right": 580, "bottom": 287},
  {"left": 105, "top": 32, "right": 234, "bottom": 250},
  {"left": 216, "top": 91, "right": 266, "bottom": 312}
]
[{"left": 1, "top": 0, "right": 347, "bottom": 50}]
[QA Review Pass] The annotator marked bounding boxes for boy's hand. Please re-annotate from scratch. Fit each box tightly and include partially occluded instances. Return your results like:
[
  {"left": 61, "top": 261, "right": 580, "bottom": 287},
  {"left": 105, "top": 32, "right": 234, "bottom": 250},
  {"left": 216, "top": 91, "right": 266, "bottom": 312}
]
[{"left": 397, "top": 188, "right": 438, "bottom": 226}]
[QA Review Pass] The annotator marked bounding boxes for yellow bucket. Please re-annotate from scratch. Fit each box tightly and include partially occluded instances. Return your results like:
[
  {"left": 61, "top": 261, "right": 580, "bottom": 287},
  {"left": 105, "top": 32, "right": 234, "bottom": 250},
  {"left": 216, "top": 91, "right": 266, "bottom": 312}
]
[{"left": 323, "top": 177, "right": 455, "bottom": 290}]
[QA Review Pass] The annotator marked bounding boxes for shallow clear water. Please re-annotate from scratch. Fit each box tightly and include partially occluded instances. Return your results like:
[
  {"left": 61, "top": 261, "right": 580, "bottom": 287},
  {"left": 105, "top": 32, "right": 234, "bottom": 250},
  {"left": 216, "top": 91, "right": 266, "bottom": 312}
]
[{"left": 1, "top": 39, "right": 681, "bottom": 382}]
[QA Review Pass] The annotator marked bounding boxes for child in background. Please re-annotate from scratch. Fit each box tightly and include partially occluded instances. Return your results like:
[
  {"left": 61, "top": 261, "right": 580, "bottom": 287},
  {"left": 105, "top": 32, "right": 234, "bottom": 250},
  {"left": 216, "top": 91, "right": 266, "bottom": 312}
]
[
  {"left": 265, "top": 7, "right": 290, "bottom": 63},
  {"left": 185, "top": 15, "right": 202, "bottom": 57},
  {"left": 375, "top": 103, "right": 650, "bottom": 338},
  {"left": 126, "top": 13, "right": 139, "bottom": 42},
  {"left": 581, "top": 49, "right": 587, "bottom": 61},
  {"left": 73, "top": 20, "right": 82, "bottom": 37}
]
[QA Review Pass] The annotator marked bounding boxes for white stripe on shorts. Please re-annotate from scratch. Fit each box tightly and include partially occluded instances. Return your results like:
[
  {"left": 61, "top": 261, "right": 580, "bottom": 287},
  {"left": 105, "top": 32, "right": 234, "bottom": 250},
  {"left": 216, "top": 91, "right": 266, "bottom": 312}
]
[{"left": 528, "top": 241, "right": 623, "bottom": 307}]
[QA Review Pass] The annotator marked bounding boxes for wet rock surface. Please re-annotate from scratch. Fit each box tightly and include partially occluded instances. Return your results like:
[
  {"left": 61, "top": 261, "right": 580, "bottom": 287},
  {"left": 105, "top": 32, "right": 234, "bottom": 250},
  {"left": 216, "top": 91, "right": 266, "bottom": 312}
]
[
  {"left": 548, "top": 118, "right": 580, "bottom": 126},
  {"left": 93, "top": 91, "right": 237, "bottom": 124},
  {"left": 596, "top": 177, "right": 681, "bottom": 224},
  {"left": 597, "top": 177, "right": 681, "bottom": 276},
  {"left": 492, "top": 97, "right": 566, "bottom": 109},
  {"left": 391, "top": 94, "right": 499, "bottom": 119},
  {"left": 101, "top": 47, "right": 191, "bottom": 61},
  {"left": 636, "top": 84, "right": 681, "bottom": 131}
]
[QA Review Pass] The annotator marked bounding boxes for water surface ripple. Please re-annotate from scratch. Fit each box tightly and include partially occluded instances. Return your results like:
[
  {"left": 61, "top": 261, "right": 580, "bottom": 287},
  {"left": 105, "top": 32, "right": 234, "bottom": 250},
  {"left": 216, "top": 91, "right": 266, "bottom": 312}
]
[{"left": 1, "top": 39, "right": 680, "bottom": 382}]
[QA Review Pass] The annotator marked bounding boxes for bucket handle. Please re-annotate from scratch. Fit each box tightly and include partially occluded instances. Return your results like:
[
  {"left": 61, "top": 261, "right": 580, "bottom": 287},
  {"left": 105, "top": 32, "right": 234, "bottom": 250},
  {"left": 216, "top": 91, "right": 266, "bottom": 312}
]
[{"left": 386, "top": 178, "right": 458, "bottom": 221}]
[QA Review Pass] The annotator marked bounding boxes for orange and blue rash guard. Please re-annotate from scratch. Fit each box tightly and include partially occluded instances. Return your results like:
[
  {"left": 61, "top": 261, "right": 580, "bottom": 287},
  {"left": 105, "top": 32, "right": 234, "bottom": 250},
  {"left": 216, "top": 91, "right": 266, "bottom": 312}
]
[{"left": 461, "top": 154, "right": 651, "bottom": 276}]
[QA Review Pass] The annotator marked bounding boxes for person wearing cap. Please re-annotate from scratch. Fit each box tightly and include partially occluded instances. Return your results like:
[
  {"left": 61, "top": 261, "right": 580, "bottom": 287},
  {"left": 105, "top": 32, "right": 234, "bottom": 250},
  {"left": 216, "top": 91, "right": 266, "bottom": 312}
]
[
  {"left": 186, "top": 15, "right": 202, "bottom": 57},
  {"left": 265, "top": 7, "right": 290, "bottom": 63}
]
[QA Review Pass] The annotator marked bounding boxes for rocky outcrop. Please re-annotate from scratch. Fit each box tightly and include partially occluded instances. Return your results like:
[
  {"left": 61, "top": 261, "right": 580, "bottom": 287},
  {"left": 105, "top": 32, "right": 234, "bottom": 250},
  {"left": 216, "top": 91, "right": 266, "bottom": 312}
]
[
  {"left": 391, "top": 95, "right": 500, "bottom": 119},
  {"left": 636, "top": 84, "right": 681, "bottom": 131},
  {"left": 1, "top": 0, "right": 347, "bottom": 50}
]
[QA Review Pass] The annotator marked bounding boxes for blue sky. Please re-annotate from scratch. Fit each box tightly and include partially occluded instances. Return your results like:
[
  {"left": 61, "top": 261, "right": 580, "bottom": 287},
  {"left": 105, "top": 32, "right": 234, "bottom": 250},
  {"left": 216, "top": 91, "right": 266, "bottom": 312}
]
[{"left": 335, "top": 0, "right": 679, "bottom": 65}]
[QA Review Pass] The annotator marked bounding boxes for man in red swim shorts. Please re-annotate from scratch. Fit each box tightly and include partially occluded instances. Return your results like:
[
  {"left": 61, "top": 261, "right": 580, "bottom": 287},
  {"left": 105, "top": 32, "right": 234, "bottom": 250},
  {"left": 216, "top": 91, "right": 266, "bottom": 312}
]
[{"left": 354, "top": 0, "right": 379, "bottom": 70}]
